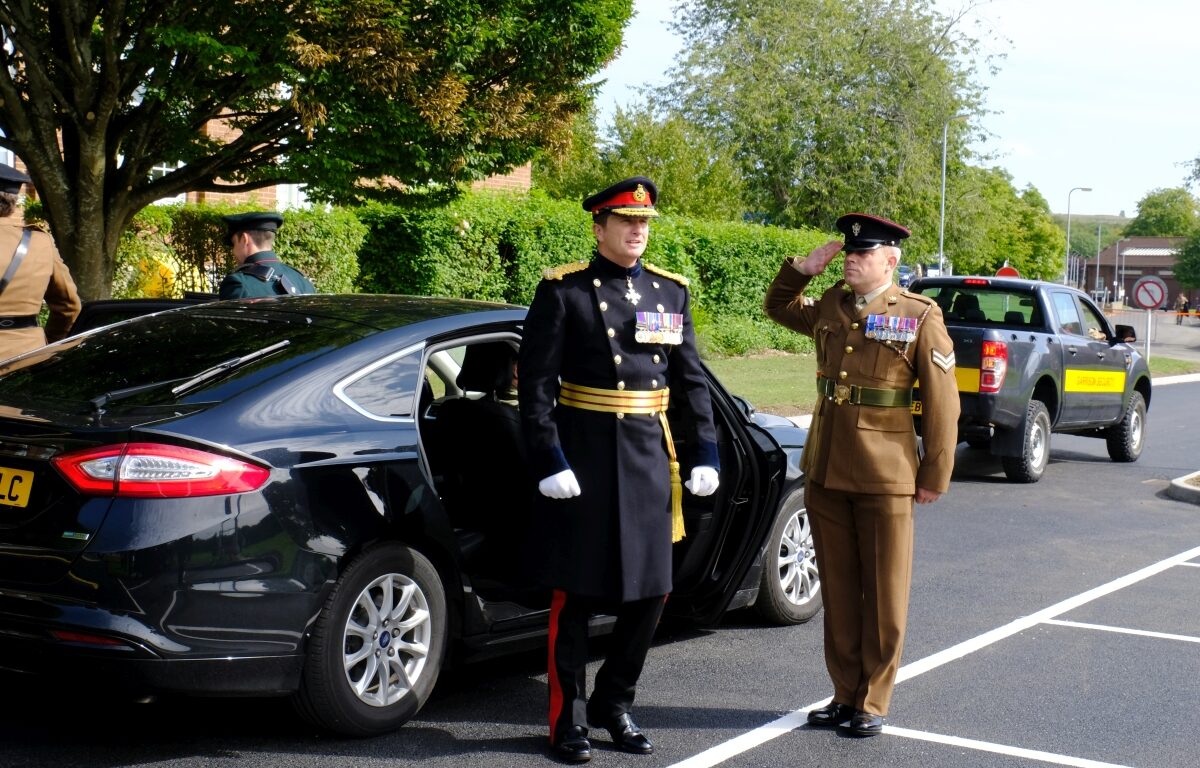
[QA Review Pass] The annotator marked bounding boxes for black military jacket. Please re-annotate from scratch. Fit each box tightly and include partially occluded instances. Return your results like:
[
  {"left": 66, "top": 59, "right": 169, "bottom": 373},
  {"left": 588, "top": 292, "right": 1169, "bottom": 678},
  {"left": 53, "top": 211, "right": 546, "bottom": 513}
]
[
  {"left": 219, "top": 251, "right": 316, "bottom": 299},
  {"left": 519, "top": 253, "right": 719, "bottom": 601}
]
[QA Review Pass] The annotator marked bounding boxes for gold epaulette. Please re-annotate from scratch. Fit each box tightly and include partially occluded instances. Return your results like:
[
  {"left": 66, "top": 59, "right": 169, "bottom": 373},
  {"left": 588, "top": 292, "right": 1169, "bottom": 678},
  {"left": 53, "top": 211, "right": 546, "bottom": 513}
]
[
  {"left": 644, "top": 262, "right": 689, "bottom": 286},
  {"left": 542, "top": 261, "right": 589, "bottom": 281}
]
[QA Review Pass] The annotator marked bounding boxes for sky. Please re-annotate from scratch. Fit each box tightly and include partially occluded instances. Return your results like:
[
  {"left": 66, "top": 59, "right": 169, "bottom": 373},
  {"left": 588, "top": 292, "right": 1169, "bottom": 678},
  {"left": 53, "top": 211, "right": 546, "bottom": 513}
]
[{"left": 594, "top": 0, "right": 1199, "bottom": 218}]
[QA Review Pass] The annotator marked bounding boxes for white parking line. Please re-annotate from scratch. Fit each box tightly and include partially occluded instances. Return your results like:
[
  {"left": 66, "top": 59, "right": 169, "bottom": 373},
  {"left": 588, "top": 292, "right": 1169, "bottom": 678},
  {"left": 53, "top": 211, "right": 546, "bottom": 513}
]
[
  {"left": 1043, "top": 618, "right": 1200, "bottom": 644},
  {"left": 1179, "top": 561, "right": 1200, "bottom": 568},
  {"left": 666, "top": 543, "right": 1200, "bottom": 768},
  {"left": 884, "top": 725, "right": 1134, "bottom": 768}
]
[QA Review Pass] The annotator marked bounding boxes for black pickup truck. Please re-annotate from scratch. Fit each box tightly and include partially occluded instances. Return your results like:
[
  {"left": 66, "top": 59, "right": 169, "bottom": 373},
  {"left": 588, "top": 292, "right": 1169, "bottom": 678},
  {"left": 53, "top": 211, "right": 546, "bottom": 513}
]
[{"left": 908, "top": 276, "right": 1151, "bottom": 483}]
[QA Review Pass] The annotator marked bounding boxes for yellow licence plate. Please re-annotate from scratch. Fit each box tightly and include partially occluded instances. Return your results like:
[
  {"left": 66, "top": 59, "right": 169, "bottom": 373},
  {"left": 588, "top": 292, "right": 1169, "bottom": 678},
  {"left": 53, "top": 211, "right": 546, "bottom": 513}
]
[
  {"left": 910, "top": 400, "right": 923, "bottom": 415},
  {"left": 0, "top": 465, "right": 34, "bottom": 508}
]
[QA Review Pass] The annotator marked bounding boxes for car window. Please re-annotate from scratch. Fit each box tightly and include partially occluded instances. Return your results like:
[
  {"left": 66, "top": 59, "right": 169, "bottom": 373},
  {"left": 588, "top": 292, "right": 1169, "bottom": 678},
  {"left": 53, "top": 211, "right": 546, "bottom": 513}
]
[
  {"left": 911, "top": 285, "right": 1038, "bottom": 325},
  {"left": 0, "top": 310, "right": 363, "bottom": 413},
  {"left": 339, "top": 348, "right": 423, "bottom": 419},
  {"left": 1051, "top": 292, "right": 1085, "bottom": 336},
  {"left": 1077, "top": 298, "right": 1110, "bottom": 340}
]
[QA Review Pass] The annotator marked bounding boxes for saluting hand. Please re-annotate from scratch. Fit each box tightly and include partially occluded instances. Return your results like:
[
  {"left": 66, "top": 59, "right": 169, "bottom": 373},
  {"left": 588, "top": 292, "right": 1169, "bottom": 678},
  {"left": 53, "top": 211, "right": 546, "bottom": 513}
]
[
  {"left": 538, "top": 469, "right": 582, "bottom": 499},
  {"left": 794, "top": 240, "right": 843, "bottom": 276}
]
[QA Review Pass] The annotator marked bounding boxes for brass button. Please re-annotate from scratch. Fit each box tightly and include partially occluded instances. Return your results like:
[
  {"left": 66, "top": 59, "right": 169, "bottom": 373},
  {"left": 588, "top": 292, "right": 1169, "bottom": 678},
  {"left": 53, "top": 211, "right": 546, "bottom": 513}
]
[
  {"left": 651, "top": 379, "right": 658, "bottom": 388},
  {"left": 614, "top": 354, "right": 622, "bottom": 365},
  {"left": 607, "top": 328, "right": 615, "bottom": 337},
  {"left": 617, "top": 381, "right": 626, "bottom": 390},
  {"left": 845, "top": 345, "right": 854, "bottom": 354},
  {"left": 616, "top": 412, "right": 625, "bottom": 419},
  {"left": 839, "top": 371, "right": 848, "bottom": 380},
  {"left": 653, "top": 354, "right": 660, "bottom": 363},
  {"left": 653, "top": 281, "right": 660, "bottom": 289},
  {"left": 657, "top": 303, "right": 665, "bottom": 312},
  {"left": 851, "top": 322, "right": 860, "bottom": 330},
  {"left": 593, "top": 278, "right": 602, "bottom": 287},
  {"left": 600, "top": 301, "right": 608, "bottom": 311}
]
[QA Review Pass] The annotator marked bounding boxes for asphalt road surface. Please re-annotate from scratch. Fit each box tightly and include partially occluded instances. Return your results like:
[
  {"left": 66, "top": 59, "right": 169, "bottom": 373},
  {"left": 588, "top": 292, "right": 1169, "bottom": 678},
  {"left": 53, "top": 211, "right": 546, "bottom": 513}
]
[{"left": 2, "top": 379, "right": 1198, "bottom": 768}]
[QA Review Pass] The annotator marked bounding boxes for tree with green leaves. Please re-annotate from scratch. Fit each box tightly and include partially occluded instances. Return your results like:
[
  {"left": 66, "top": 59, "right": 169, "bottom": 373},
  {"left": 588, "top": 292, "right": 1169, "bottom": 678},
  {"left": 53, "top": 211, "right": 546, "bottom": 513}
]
[
  {"left": 1174, "top": 231, "right": 1200, "bottom": 290},
  {"left": 0, "top": 1, "right": 631, "bottom": 299},
  {"left": 1123, "top": 187, "right": 1199, "bottom": 237},
  {"left": 660, "top": 0, "right": 988, "bottom": 249},
  {"left": 945, "top": 167, "right": 1062, "bottom": 279},
  {"left": 534, "top": 102, "right": 746, "bottom": 220}
]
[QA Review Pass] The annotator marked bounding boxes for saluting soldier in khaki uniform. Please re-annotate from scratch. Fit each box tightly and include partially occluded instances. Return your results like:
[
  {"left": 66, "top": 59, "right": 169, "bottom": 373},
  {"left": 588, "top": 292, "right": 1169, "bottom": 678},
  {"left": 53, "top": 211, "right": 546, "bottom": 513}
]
[
  {"left": 0, "top": 163, "right": 81, "bottom": 360},
  {"left": 764, "top": 213, "right": 960, "bottom": 737}
]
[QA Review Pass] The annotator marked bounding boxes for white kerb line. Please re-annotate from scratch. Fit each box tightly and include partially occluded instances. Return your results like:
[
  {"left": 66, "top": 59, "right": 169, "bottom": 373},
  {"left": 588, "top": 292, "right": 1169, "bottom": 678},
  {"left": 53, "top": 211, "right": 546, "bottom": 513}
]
[{"left": 666, "top": 543, "right": 1200, "bottom": 768}]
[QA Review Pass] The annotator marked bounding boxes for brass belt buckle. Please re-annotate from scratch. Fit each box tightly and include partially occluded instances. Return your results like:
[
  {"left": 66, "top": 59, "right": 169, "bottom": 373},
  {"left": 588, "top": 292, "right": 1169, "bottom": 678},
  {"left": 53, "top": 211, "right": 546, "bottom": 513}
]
[{"left": 833, "top": 384, "right": 851, "bottom": 405}]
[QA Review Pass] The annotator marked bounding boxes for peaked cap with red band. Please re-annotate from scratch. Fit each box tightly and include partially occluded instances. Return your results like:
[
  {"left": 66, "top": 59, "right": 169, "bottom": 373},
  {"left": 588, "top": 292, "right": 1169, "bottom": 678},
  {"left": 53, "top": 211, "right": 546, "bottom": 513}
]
[
  {"left": 836, "top": 212, "right": 910, "bottom": 251},
  {"left": 582, "top": 176, "right": 659, "bottom": 218}
]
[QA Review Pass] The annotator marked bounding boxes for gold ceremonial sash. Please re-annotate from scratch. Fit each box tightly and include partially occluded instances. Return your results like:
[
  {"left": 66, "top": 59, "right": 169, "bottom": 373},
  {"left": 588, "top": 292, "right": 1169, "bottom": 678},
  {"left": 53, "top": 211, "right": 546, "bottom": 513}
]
[{"left": 558, "top": 381, "right": 684, "bottom": 542}]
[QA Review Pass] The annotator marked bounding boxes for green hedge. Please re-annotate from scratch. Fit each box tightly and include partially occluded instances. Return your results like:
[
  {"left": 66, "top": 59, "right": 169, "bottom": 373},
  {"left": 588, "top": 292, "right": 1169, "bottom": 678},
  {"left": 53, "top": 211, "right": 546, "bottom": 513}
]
[
  {"left": 114, "top": 192, "right": 838, "bottom": 355},
  {"left": 114, "top": 203, "right": 364, "bottom": 297}
]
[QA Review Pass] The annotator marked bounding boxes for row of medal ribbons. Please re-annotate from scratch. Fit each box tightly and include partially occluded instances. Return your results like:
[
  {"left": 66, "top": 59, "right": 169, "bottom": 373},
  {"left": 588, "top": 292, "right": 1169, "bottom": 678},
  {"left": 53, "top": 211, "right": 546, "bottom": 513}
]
[{"left": 865, "top": 313, "right": 917, "bottom": 343}]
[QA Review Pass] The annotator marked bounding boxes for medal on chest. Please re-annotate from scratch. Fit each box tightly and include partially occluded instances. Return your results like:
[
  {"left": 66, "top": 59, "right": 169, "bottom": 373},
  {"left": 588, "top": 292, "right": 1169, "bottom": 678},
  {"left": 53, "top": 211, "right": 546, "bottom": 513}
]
[
  {"left": 635, "top": 311, "right": 683, "bottom": 345},
  {"left": 624, "top": 276, "right": 642, "bottom": 305},
  {"left": 865, "top": 313, "right": 917, "bottom": 343}
]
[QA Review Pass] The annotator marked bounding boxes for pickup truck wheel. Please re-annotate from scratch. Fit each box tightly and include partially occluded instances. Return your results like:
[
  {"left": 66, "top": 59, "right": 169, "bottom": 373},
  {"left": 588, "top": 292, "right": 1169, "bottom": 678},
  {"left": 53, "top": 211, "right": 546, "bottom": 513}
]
[
  {"left": 1001, "top": 400, "right": 1050, "bottom": 483},
  {"left": 1105, "top": 391, "right": 1146, "bottom": 462},
  {"left": 754, "top": 487, "right": 822, "bottom": 625}
]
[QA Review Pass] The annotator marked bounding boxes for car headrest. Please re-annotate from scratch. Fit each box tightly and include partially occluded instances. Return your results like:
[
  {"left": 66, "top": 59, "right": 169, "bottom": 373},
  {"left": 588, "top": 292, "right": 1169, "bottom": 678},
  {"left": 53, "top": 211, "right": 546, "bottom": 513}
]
[{"left": 456, "top": 342, "right": 516, "bottom": 394}]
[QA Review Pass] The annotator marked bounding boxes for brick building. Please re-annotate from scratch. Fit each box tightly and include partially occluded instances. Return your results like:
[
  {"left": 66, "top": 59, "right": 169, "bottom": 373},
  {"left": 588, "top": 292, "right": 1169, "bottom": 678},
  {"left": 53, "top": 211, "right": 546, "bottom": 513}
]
[{"left": 1078, "top": 237, "right": 1192, "bottom": 309}]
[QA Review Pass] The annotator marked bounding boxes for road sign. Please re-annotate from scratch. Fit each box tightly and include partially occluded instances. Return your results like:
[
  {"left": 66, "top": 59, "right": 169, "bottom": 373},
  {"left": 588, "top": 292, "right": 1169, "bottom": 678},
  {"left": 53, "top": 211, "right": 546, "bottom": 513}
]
[
  {"left": 995, "top": 265, "right": 1020, "bottom": 277},
  {"left": 1132, "top": 275, "right": 1168, "bottom": 310}
]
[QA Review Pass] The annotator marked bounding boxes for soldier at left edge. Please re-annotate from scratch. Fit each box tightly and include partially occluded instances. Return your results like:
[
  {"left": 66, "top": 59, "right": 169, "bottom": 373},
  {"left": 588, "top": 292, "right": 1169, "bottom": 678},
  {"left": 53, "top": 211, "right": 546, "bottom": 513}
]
[
  {"left": 218, "top": 211, "right": 316, "bottom": 299},
  {"left": 0, "top": 162, "right": 82, "bottom": 361}
]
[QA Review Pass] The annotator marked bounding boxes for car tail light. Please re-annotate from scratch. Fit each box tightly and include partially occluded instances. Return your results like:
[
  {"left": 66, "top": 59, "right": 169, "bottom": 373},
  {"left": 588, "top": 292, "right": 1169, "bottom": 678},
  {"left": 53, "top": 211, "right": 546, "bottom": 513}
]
[
  {"left": 52, "top": 443, "right": 270, "bottom": 498},
  {"left": 979, "top": 340, "right": 1008, "bottom": 393}
]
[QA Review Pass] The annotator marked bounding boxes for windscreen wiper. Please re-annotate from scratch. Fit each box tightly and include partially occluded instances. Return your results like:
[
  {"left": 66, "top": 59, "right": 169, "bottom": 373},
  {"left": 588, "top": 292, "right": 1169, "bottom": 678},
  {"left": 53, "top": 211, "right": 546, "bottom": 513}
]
[
  {"left": 88, "top": 340, "right": 291, "bottom": 416},
  {"left": 169, "top": 339, "right": 291, "bottom": 397}
]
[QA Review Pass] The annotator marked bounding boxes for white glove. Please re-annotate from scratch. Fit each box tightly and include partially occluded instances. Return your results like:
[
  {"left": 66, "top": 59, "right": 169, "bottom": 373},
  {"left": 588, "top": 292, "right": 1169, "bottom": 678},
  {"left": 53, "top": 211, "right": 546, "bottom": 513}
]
[
  {"left": 538, "top": 469, "right": 581, "bottom": 499},
  {"left": 685, "top": 465, "right": 719, "bottom": 496}
]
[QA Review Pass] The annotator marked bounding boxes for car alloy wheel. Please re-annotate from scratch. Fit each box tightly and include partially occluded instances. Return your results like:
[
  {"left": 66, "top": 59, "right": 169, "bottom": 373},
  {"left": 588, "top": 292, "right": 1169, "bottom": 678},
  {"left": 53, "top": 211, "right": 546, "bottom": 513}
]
[
  {"left": 294, "top": 543, "right": 446, "bottom": 736},
  {"left": 755, "top": 487, "right": 822, "bottom": 624},
  {"left": 343, "top": 572, "right": 433, "bottom": 707}
]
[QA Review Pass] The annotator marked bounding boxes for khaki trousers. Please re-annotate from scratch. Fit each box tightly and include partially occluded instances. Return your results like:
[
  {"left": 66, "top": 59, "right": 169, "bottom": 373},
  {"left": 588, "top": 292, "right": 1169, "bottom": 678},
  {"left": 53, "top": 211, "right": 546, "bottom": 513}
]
[{"left": 806, "top": 480, "right": 914, "bottom": 716}]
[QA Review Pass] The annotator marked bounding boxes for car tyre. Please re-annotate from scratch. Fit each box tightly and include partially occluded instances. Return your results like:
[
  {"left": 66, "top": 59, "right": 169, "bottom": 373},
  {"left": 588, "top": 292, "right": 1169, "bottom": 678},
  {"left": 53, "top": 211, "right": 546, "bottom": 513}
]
[
  {"left": 1001, "top": 399, "right": 1050, "bottom": 483},
  {"left": 1105, "top": 391, "right": 1146, "bottom": 463},
  {"left": 754, "top": 487, "right": 822, "bottom": 625},
  {"left": 293, "top": 543, "right": 446, "bottom": 737}
]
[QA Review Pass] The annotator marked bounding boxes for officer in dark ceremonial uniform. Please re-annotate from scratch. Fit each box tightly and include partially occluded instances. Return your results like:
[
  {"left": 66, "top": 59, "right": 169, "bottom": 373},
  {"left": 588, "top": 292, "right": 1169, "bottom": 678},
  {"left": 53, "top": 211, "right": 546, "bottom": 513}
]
[
  {"left": 764, "top": 213, "right": 960, "bottom": 738},
  {"left": 519, "top": 177, "right": 720, "bottom": 763},
  {"left": 218, "top": 211, "right": 316, "bottom": 299},
  {"left": 0, "top": 163, "right": 80, "bottom": 360}
]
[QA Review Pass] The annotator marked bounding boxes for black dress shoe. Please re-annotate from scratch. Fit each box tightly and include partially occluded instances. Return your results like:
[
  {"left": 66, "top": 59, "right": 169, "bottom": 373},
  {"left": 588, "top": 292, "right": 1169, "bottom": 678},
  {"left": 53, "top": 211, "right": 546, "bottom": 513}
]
[
  {"left": 552, "top": 725, "right": 592, "bottom": 763},
  {"left": 604, "top": 713, "right": 654, "bottom": 754},
  {"left": 806, "top": 702, "right": 854, "bottom": 727},
  {"left": 839, "top": 710, "right": 885, "bottom": 737}
]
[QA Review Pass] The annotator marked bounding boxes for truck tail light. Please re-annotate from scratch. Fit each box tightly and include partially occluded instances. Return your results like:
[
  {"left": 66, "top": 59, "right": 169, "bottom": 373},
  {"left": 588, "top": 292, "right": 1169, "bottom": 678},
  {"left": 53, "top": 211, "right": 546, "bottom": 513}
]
[
  {"left": 979, "top": 340, "right": 1008, "bottom": 393},
  {"left": 52, "top": 443, "right": 270, "bottom": 498}
]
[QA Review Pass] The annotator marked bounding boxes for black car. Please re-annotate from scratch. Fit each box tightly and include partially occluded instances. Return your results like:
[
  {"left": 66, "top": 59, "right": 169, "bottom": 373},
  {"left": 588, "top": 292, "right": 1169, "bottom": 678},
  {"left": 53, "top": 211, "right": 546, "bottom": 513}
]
[{"left": 0, "top": 295, "right": 815, "bottom": 736}]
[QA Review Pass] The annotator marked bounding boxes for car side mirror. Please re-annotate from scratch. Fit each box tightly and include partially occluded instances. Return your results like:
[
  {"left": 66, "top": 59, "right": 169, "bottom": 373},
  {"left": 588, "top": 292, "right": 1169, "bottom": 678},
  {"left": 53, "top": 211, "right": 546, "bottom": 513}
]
[{"left": 1113, "top": 324, "right": 1136, "bottom": 343}]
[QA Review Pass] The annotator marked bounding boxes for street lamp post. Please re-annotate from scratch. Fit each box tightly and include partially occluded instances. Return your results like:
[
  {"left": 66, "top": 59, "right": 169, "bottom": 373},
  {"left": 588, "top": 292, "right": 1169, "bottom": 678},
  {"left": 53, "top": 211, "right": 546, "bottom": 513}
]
[
  {"left": 1064, "top": 186, "right": 1092, "bottom": 285},
  {"left": 938, "top": 113, "right": 969, "bottom": 276}
]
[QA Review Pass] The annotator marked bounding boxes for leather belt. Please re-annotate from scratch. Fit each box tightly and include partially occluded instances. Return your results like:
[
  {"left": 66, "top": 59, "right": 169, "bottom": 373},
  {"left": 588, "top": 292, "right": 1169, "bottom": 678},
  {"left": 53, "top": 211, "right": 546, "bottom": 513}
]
[
  {"left": 817, "top": 375, "right": 911, "bottom": 407},
  {"left": 0, "top": 315, "right": 38, "bottom": 329},
  {"left": 558, "top": 381, "right": 685, "bottom": 542}
]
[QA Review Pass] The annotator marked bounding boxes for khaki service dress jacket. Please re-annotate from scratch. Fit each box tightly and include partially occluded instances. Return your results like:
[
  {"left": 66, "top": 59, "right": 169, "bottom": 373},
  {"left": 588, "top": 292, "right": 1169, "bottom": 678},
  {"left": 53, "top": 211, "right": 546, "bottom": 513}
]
[
  {"left": 764, "top": 260, "right": 960, "bottom": 494},
  {"left": 0, "top": 216, "right": 81, "bottom": 360}
]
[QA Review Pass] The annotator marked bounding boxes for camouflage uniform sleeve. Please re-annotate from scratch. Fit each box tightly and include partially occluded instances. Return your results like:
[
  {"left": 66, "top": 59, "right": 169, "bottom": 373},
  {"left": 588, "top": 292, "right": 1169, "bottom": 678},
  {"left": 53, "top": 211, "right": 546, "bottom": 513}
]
[{"left": 913, "top": 303, "right": 960, "bottom": 492}]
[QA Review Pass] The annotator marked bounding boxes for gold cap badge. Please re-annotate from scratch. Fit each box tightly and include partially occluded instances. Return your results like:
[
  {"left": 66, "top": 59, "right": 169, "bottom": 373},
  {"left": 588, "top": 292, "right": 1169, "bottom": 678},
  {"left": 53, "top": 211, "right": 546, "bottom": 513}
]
[{"left": 633, "top": 184, "right": 647, "bottom": 202}]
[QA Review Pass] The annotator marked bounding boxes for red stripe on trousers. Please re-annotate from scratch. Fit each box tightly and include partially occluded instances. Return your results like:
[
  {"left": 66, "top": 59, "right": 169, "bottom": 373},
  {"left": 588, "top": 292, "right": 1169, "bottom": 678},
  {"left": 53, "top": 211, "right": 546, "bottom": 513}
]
[{"left": 547, "top": 589, "right": 567, "bottom": 742}]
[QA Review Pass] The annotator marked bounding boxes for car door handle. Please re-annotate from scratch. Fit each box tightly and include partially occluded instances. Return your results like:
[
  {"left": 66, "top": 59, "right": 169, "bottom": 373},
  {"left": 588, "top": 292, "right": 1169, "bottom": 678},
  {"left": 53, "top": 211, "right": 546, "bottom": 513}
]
[{"left": 1066, "top": 346, "right": 1078, "bottom": 355}]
